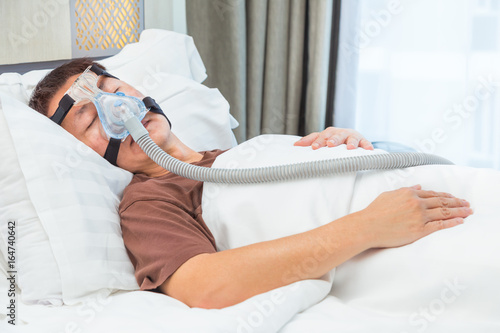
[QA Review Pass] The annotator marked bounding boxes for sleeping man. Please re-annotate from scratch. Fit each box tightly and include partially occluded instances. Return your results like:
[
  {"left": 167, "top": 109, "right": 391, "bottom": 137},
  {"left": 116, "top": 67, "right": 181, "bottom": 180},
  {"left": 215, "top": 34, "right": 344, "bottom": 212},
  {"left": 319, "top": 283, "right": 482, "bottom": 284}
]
[{"left": 28, "top": 58, "right": 473, "bottom": 309}]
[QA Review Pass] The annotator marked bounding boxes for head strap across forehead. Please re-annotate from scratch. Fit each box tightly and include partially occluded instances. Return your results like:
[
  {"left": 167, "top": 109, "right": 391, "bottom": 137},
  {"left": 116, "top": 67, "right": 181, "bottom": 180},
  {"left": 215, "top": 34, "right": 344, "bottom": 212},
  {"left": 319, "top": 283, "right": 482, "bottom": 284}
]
[{"left": 50, "top": 94, "right": 76, "bottom": 125}]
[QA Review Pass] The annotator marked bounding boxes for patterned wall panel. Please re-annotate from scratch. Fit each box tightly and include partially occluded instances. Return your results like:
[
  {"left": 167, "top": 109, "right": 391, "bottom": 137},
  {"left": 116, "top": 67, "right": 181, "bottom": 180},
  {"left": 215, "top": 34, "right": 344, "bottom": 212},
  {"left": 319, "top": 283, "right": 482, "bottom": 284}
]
[{"left": 70, "top": 0, "right": 144, "bottom": 57}]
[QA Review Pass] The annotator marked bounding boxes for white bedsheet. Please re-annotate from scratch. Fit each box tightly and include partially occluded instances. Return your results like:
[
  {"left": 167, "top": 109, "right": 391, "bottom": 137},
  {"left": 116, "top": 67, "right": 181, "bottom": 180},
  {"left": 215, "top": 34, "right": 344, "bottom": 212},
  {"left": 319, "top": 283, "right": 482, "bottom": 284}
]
[
  {"left": 3, "top": 280, "right": 330, "bottom": 332},
  {"left": 3, "top": 135, "right": 499, "bottom": 332}
]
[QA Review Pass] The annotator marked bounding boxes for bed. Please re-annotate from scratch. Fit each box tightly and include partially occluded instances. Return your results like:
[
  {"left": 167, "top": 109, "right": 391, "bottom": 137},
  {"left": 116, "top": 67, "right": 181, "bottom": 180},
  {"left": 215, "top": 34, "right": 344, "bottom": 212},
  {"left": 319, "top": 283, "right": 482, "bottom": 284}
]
[{"left": 1, "top": 29, "right": 499, "bottom": 333}]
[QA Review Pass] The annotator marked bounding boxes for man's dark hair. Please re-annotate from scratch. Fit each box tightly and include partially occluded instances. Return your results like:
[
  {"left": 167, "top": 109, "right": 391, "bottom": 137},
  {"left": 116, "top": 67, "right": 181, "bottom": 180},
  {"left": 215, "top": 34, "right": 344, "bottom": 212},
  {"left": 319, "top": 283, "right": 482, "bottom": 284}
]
[{"left": 29, "top": 58, "right": 105, "bottom": 116}]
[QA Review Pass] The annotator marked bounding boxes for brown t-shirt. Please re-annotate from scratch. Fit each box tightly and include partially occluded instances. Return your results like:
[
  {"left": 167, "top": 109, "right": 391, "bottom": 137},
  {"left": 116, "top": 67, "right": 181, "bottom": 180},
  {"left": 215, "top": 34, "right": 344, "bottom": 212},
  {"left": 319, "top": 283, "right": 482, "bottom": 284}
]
[{"left": 119, "top": 150, "right": 224, "bottom": 291}]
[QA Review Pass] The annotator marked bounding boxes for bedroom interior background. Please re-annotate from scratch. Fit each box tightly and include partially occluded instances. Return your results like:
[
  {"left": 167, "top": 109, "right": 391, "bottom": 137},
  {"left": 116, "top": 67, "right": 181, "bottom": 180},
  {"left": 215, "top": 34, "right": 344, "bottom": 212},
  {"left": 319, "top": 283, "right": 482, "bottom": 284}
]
[
  {"left": 1, "top": 0, "right": 345, "bottom": 147},
  {"left": 0, "top": 0, "right": 187, "bottom": 70},
  {"left": 185, "top": 0, "right": 342, "bottom": 142}
]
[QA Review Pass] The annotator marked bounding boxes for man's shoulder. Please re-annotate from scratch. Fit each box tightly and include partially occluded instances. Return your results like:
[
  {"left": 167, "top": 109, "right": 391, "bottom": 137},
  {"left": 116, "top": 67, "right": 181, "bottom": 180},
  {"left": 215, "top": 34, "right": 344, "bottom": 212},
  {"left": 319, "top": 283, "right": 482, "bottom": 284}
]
[
  {"left": 119, "top": 149, "right": 226, "bottom": 212},
  {"left": 120, "top": 173, "right": 178, "bottom": 211}
]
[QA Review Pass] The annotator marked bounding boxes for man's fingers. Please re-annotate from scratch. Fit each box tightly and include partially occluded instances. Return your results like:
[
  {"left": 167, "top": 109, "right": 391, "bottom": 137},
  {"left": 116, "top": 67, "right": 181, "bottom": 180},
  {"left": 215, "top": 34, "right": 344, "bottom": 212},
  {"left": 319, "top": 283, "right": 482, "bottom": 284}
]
[
  {"left": 405, "top": 185, "right": 473, "bottom": 231},
  {"left": 409, "top": 186, "right": 460, "bottom": 201},
  {"left": 313, "top": 129, "right": 343, "bottom": 149},
  {"left": 294, "top": 133, "right": 319, "bottom": 146},
  {"left": 311, "top": 129, "right": 332, "bottom": 149},
  {"left": 359, "top": 138, "right": 374, "bottom": 150},
  {"left": 326, "top": 133, "right": 363, "bottom": 149},
  {"left": 309, "top": 129, "right": 342, "bottom": 149},
  {"left": 326, "top": 135, "right": 342, "bottom": 147},
  {"left": 424, "top": 197, "right": 470, "bottom": 209},
  {"left": 295, "top": 127, "right": 373, "bottom": 150},
  {"left": 332, "top": 132, "right": 351, "bottom": 147},
  {"left": 415, "top": 189, "right": 455, "bottom": 199},
  {"left": 424, "top": 217, "right": 465, "bottom": 234},
  {"left": 346, "top": 137, "right": 360, "bottom": 150},
  {"left": 426, "top": 206, "right": 473, "bottom": 222}
]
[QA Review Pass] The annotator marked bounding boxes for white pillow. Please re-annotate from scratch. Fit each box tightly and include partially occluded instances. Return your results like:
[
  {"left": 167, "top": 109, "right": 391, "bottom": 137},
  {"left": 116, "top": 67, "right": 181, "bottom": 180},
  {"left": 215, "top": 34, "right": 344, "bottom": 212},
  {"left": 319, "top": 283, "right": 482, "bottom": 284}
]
[
  {"left": 202, "top": 135, "right": 386, "bottom": 251},
  {"left": 99, "top": 29, "right": 208, "bottom": 85},
  {"left": 1, "top": 93, "right": 138, "bottom": 305},
  {"left": 0, "top": 196, "right": 11, "bottom": 307},
  {"left": 0, "top": 98, "right": 63, "bottom": 305},
  {"left": 0, "top": 72, "right": 29, "bottom": 104},
  {"left": 0, "top": 29, "right": 238, "bottom": 305},
  {"left": 136, "top": 72, "right": 237, "bottom": 151}
]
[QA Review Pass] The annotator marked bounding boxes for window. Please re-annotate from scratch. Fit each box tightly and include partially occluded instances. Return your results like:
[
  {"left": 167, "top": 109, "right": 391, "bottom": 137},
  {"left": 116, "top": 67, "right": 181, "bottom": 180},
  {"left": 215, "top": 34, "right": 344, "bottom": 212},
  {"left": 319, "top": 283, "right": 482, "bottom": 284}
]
[{"left": 336, "top": 0, "right": 500, "bottom": 169}]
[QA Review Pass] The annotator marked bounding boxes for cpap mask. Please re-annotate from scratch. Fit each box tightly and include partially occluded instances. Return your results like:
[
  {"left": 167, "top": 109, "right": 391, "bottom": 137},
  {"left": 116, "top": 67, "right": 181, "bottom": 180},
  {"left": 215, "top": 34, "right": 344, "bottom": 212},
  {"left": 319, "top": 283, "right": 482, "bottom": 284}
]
[
  {"left": 66, "top": 66, "right": 148, "bottom": 140},
  {"left": 51, "top": 64, "right": 452, "bottom": 183},
  {"left": 50, "top": 64, "right": 170, "bottom": 166}
]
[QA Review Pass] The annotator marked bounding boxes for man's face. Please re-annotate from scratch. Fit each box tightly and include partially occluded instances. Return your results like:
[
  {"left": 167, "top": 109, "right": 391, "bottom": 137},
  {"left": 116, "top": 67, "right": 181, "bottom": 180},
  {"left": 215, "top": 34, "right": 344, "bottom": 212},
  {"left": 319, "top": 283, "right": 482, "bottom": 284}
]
[{"left": 47, "top": 74, "right": 172, "bottom": 173}]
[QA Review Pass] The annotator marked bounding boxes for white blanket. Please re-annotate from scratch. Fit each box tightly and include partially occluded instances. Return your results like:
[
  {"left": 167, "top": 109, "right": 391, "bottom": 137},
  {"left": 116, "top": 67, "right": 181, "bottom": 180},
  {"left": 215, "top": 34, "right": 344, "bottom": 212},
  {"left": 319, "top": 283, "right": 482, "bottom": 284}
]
[
  {"left": 3, "top": 281, "right": 330, "bottom": 333},
  {"left": 202, "top": 134, "right": 500, "bottom": 332},
  {"left": 4, "top": 134, "right": 500, "bottom": 332}
]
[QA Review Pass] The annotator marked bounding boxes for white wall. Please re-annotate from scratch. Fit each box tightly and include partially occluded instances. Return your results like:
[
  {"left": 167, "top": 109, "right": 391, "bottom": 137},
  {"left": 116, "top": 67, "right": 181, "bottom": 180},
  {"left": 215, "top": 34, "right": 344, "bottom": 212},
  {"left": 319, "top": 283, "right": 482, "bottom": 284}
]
[
  {"left": 0, "top": 0, "right": 187, "bottom": 65},
  {"left": 0, "top": 0, "right": 72, "bottom": 65},
  {"left": 144, "top": 0, "right": 187, "bottom": 34}
]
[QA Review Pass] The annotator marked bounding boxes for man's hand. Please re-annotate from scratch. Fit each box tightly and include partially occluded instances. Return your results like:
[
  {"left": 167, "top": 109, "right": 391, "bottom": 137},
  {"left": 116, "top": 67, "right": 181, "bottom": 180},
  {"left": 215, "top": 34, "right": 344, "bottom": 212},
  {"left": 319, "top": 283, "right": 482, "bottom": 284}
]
[
  {"left": 358, "top": 185, "right": 473, "bottom": 248},
  {"left": 294, "top": 126, "right": 374, "bottom": 150}
]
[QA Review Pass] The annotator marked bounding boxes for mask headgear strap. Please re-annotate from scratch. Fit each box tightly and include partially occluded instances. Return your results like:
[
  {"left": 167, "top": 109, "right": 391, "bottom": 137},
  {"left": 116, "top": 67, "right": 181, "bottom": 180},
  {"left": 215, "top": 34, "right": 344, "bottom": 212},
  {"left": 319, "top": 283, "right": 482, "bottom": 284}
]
[
  {"left": 142, "top": 96, "right": 172, "bottom": 129},
  {"left": 88, "top": 64, "right": 118, "bottom": 80},
  {"left": 103, "top": 138, "right": 121, "bottom": 166},
  {"left": 50, "top": 94, "right": 76, "bottom": 125},
  {"left": 50, "top": 64, "right": 121, "bottom": 166}
]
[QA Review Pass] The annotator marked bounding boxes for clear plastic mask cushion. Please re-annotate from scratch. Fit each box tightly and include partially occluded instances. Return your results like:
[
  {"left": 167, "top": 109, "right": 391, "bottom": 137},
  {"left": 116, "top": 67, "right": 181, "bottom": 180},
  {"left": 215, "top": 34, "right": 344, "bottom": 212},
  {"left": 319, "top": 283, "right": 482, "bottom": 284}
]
[{"left": 67, "top": 67, "right": 148, "bottom": 140}]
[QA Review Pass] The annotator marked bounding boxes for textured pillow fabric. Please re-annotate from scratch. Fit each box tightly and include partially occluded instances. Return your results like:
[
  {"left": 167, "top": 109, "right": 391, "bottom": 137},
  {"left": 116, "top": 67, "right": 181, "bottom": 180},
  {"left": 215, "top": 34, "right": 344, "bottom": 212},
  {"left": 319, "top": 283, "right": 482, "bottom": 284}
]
[
  {"left": 0, "top": 247, "right": 9, "bottom": 322},
  {"left": 0, "top": 98, "right": 64, "bottom": 305},
  {"left": 1, "top": 93, "right": 138, "bottom": 304},
  {"left": 0, "top": 73, "right": 30, "bottom": 104}
]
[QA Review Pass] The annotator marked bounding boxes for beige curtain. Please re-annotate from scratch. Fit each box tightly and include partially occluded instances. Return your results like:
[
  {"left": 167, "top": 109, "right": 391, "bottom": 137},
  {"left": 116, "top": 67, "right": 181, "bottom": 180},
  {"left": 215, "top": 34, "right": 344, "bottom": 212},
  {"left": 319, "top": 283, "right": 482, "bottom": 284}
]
[{"left": 186, "top": 0, "right": 334, "bottom": 142}]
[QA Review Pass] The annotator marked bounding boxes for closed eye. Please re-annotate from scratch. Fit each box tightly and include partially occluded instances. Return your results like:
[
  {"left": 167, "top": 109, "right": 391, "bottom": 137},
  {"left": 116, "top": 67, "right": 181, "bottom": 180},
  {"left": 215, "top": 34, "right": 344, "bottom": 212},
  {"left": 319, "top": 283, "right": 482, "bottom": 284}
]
[
  {"left": 87, "top": 115, "right": 96, "bottom": 130},
  {"left": 77, "top": 104, "right": 95, "bottom": 130}
]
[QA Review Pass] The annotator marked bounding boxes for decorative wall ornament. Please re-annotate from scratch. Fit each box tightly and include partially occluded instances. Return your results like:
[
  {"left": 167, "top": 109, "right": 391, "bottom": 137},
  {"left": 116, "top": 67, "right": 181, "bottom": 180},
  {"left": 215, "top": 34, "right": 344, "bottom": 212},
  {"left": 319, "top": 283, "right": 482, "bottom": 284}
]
[{"left": 71, "top": 0, "right": 144, "bottom": 57}]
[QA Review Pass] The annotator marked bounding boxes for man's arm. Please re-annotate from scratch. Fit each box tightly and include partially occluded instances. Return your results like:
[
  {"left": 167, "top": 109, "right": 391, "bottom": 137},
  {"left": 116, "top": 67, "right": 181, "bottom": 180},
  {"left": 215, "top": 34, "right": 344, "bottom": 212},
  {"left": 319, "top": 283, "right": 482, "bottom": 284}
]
[{"left": 160, "top": 185, "right": 472, "bottom": 309}]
